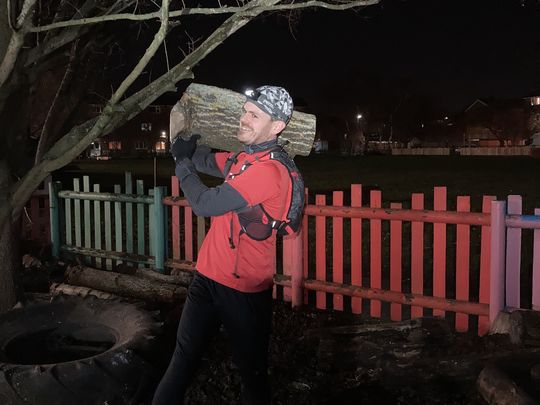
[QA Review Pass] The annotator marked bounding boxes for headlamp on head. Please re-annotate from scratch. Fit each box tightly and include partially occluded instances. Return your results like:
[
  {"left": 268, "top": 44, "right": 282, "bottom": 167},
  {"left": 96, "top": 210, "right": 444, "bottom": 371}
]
[{"left": 246, "top": 85, "right": 293, "bottom": 124}]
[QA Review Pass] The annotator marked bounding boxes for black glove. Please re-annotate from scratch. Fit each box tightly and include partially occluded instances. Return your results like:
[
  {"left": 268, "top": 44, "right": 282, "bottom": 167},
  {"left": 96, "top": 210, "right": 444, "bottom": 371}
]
[
  {"left": 171, "top": 134, "right": 201, "bottom": 162},
  {"left": 175, "top": 158, "right": 197, "bottom": 181}
]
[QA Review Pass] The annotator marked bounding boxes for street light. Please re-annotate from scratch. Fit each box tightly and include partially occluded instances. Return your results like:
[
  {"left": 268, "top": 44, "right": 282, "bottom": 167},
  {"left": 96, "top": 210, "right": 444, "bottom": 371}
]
[
  {"left": 244, "top": 88, "right": 254, "bottom": 97},
  {"left": 356, "top": 114, "right": 363, "bottom": 120}
]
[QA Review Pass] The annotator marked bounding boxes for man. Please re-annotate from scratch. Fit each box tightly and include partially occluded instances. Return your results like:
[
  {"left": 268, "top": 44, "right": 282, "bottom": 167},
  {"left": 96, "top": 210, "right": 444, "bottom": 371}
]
[{"left": 153, "top": 86, "right": 295, "bottom": 405}]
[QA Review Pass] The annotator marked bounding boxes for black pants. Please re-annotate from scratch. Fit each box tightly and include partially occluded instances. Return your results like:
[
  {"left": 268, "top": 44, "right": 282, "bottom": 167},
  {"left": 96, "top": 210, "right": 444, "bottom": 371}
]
[{"left": 152, "top": 273, "right": 273, "bottom": 405}]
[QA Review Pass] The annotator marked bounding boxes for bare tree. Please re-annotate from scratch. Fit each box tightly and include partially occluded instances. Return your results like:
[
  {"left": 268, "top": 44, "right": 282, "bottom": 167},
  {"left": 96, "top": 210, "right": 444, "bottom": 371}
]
[{"left": 0, "top": 0, "right": 379, "bottom": 312}]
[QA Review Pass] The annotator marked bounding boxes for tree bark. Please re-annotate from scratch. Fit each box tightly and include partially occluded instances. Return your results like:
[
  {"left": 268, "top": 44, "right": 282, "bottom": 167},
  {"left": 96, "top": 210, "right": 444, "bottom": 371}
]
[
  {"left": 170, "top": 83, "right": 316, "bottom": 157},
  {"left": 50, "top": 282, "right": 120, "bottom": 300},
  {"left": 133, "top": 267, "right": 193, "bottom": 287},
  {"left": 0, "top": 218, "right": 18, "bottom": 313},
  {"left": 66, "top": 265, "right": 187, "bottom": 303},
  {"left": 0, "top": 159, "right": 18, "bottom": 313}
]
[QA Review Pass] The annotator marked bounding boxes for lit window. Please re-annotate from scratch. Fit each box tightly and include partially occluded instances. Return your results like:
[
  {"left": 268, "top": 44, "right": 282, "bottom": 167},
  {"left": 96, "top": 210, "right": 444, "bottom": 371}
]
[
  {"left": 141, "top": 123, "right": 152, "bottom": 131},
  {"left": 109, "top": 141, "right": 122, "bottom": 150},
  {"left": 530, "top": 97, "right": 540, "bottom": 106},
  {"left": 155, "top": 141, "right": 166, "bottom": 152}
]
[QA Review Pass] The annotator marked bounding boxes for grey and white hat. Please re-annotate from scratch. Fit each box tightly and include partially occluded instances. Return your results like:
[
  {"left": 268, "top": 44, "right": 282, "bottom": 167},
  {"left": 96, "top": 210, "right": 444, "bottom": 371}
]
[{"left": 246, "top": 85, "right": 294, "bottom": 123}]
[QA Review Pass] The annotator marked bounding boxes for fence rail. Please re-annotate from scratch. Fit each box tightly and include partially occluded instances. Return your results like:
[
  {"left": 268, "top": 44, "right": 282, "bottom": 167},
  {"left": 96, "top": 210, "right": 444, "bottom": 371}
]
[{"left": 43, "top": 173, "right": 540, "bottom": 337}]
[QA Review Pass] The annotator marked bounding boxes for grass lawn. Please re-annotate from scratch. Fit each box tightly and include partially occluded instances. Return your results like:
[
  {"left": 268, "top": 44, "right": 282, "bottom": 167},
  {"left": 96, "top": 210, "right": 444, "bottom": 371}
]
[{"left": 58, "top": 154, "right": 540, "bottom": 214}]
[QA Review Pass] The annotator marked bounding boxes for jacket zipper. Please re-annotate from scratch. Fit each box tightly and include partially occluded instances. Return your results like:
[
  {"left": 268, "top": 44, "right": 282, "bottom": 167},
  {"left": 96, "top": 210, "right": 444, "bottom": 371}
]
[{"left": 232, "top": 232, "right": 241, "bottom": 278}]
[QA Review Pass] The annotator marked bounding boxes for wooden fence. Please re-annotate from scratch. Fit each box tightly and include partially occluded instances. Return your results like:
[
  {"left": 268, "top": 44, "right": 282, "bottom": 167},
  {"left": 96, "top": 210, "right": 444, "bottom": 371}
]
[
  {"left": 49, "top": 174, "right": 167, "bottom": 271},
  {"left": 46, "top": 173, "right": 540, "bottom": 336}
]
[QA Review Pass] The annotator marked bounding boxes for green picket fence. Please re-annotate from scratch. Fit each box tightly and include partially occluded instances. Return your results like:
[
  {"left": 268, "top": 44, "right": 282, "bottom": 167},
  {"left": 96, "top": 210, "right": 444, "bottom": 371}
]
[{"left": 49, "top": 172, "right": 168, "bottom": 272}]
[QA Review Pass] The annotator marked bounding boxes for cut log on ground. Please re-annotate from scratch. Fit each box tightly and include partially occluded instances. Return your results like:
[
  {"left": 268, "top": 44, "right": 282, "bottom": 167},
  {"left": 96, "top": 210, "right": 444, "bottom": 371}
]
[
  {"left": 170, "top": 83, "right": 316, "bottom": 157},
  {"left": 166, "top": 258, "right": 196, "bottom": 273},
  {"left": 509, "top": 310, "right": 540, "bottom": 346},
  {"left": 66, "top": 265, "right": 187, "bottom": 304},
  {"left": 477, "top": 364, "right": 537, "bottom": 405},
  {"left": 311, "top": 317, "right": 454, "bottom": 372},
  {"left": 50, "top": 282, "right": 119, "bottom": 300},
  {"left": 132, "top": 267, "right": 193, "bottom": 287},
  {"left": 490, "top": 310, "right": 513, "bottom": 335}
]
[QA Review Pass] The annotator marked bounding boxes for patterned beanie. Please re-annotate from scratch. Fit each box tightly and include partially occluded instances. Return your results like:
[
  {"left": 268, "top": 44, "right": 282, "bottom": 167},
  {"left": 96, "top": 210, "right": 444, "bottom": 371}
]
[{"left": 246, "top": 85, "right": 294, "bottom": 123}]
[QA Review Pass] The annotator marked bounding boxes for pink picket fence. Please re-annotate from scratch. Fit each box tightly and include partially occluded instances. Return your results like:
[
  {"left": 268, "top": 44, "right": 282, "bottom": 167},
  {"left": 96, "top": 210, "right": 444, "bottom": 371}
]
[{"left": 164, "top": 176, "right": 540, "bottom": 336}]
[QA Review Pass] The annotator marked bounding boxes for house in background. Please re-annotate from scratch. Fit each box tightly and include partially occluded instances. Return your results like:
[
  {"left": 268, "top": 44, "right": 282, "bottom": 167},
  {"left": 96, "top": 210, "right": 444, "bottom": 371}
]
[
  {"left": 462, "top": 98, "right": 526, "bottom": 147},
  {"left": 85, "top": 104, "right": 173, "bottom": 158},
  {"left": 525, "top": 91, "right": 540, "bottom": 141}
]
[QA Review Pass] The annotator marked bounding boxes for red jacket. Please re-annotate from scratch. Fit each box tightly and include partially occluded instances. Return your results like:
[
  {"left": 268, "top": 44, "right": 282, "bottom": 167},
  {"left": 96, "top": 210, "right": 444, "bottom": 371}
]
[{"left": 195, "top": 150, "right": 292, "bottom": 292}]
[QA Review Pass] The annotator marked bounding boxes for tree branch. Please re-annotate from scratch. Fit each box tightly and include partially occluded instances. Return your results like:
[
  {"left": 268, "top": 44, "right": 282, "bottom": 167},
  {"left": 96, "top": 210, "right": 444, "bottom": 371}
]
[
  {"left": 15, "top": 0, "right": 38, "bottom": 29},
  {"left": 34, "top": 40, "right": 78, "bottom": 165},
  {"left": 0, "top": 0, "right": 37, "bottom": 89},
  {"left": 26, "top": 0, "right": 137, "bottom": 67},
  {"left": 4, "top": 0, "right": 381, "bottom": 230},
  {"left": 29, "top": 0, "right": 378, "bottom": 33},
  {"left": 8, "top": 0, "right": 282, "bottom": 219},
  {"left": 110, "top": 0, "right": 170, "bottom": 104}
]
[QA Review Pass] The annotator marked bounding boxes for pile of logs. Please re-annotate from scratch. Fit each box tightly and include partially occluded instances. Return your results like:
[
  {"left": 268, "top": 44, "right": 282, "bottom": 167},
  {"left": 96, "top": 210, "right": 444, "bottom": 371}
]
[{"left": 50, "top": 264, "right": 192, "bottom": 304}]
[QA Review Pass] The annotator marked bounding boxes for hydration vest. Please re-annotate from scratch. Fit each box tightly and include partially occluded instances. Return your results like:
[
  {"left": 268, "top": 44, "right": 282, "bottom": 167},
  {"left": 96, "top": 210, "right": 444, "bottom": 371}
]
[{"left": 223, "top": 146, "right": 305, "bottom": 240}]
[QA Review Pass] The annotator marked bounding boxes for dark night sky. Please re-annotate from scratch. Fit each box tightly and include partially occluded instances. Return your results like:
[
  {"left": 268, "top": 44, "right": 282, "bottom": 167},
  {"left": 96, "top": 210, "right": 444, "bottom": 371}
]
[
  {"left": 185, "top": 0, "right": 540, "bottom": 119},
  {"left": 123, "top": 0, "right": 540, "bottom": 121}
]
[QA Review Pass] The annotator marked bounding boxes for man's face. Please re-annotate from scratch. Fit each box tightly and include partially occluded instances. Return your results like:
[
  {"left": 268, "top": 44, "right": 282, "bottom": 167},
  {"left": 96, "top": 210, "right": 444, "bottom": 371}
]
[{"left": 237, "top": 101, "right": 285, "bottom": 145}]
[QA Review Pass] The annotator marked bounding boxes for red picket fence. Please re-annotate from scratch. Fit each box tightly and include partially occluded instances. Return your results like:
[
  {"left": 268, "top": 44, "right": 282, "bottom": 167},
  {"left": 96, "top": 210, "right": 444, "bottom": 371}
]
[
  {"left": 26, "top": 174, "right": 540, "bottom": 337},
  {"left": 22, "top": 176, "right": 52, "bottom": 246},
  {"left": 276, "top": 185, "right": 495, "bottom": 336},
  {"left": 164, "top": 176, "right": 540, "bottom": 337}
]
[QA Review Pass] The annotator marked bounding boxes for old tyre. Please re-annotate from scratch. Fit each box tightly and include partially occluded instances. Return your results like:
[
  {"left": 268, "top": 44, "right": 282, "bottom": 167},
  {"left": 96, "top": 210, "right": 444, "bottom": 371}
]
[{"left": 0, "top": 296, "right": 160, "bottom": 405}]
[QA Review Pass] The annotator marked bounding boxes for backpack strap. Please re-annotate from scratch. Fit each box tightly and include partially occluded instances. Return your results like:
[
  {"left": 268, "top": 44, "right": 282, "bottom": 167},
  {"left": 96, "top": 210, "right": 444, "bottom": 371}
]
[{"left": 223, "top": 151, "right": 243, "bottom": 177}]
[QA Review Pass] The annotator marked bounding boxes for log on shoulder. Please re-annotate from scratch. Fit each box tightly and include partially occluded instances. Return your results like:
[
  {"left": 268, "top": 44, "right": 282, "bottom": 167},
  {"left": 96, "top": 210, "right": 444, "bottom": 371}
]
[{"left": 170, "top": 83, "right": 316, "bottom": 157}]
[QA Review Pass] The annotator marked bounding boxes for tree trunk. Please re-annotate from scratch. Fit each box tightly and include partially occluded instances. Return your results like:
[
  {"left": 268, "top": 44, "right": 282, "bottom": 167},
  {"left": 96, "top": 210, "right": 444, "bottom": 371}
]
[
  {"left": 0, "top": 159, "right": 18, "bottom": 313},
  {"left": 170, "top": 83, "right": 316, "bottom": 157},
  {"left": 0, "top": 218, "right": 18, "bottom": 313},
  {"left": 66, "top": 265, "right": 187, "bottom": 303}
]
